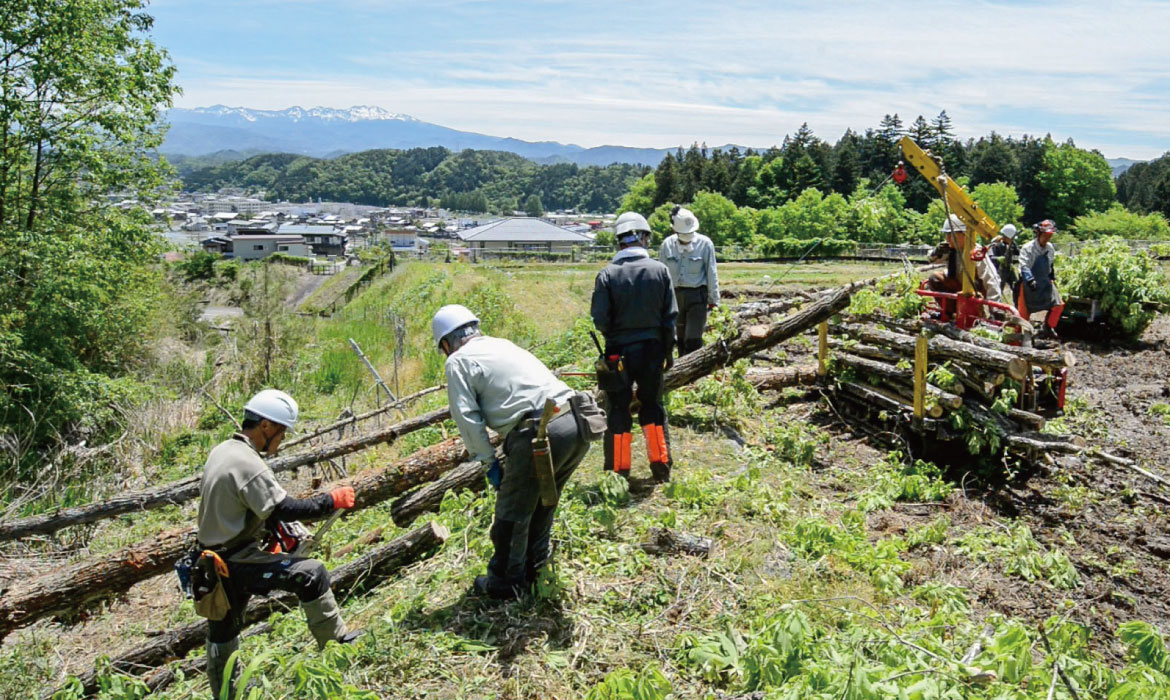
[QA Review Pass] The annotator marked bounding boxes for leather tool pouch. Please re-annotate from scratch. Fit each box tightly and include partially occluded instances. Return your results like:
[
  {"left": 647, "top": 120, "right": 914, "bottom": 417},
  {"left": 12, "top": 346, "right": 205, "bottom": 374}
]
[
  {"left": 595, "top": 354, "right": 628, "bottom": 393},
  {"left": 570, "top": 391, "right": 607, "bottom": 442},
  {"left": 192, "top": 551, "right": 232, "bottom": 621}
]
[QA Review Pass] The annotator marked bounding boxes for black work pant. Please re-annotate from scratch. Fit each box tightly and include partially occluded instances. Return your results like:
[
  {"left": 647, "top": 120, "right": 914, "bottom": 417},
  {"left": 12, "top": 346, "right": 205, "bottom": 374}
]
[
  {"left": 603, "top": 339, "right": 670, "bottom": 471},
  {"left": 207, "top": 556, "right": 330, "bottom": 643},
  {"left": 489, "top": 411, "right": 589, "bottom": 586},
  {"left": 675, "top": 286, "right": 709, "bottom": 356}
]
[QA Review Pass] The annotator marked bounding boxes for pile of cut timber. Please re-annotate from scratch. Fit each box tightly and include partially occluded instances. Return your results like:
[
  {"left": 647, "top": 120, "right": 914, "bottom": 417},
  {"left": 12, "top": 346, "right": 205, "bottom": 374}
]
[{"left": 824, "top": 318, "right": 1083, "bottom": 456}]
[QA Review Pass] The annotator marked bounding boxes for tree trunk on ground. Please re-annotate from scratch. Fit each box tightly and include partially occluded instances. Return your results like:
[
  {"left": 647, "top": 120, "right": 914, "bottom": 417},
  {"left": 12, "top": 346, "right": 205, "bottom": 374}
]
[
  {"left": 0, "top": 407, "right": 452, "bottom": 542},
  {"left": 51, "top": 521, "right": 449, "bottom": 699},
  {"left": 391, "top": 461, "right": 486, "bottom": 527},
  {"left": 744, "top": 364, "right": 820, "bottom": 391},
  {"left": 837, "top": 323, "right": 1029, "bottom": 381},
  {"left": 0, "top": 435, "right": 473, "bottom": 641},
  {"left": 665, "top": 283, "right": 859, "bottom": 392}
]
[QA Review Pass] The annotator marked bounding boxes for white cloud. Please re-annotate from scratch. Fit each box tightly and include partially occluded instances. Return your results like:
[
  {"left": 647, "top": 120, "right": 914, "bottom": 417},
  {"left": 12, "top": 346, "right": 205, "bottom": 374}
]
[{"left": 167, "top": 0, "right": 1170, "bottom": 158}]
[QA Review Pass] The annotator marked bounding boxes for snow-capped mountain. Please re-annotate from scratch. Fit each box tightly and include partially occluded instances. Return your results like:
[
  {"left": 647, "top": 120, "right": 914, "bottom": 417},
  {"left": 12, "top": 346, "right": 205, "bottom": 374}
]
[{"left": 162, "top": 105, "right": 686, "bottom": 166}]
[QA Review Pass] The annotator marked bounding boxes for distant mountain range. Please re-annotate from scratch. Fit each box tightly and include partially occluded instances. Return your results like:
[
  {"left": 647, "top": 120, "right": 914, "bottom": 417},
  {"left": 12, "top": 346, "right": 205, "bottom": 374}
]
[
  {"left": 1106, "top": 158, "right": 1143, "bottom": 177},
  {"left": 163, "top": 105, "right": 714, "bottom": 167}
]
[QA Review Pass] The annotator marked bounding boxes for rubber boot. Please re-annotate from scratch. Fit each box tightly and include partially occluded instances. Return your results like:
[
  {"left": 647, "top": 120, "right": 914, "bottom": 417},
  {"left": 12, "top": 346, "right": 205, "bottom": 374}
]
[
  {"left": 301, "top": 589, "right": 348, "bottom": 650},
  {"left": 643, "top": 424, "right": 672, "bottom": 483},
  {"left": 604, "top": 433, "right": 632, "bottom": 477},
  {"left": 205, "top": 637, "right": 239, "bottom": 700}
]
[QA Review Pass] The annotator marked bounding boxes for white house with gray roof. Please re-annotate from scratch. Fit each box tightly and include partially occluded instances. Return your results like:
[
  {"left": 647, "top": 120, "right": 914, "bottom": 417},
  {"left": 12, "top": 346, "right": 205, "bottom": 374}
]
[{"left": 455, "top": 217, "right": 594, "bottom": 253}]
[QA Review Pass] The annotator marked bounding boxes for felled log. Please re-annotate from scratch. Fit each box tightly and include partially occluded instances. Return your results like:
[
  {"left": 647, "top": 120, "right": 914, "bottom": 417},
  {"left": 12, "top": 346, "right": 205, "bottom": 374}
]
[
  {"left": 283, "top": 384, "right": 445, "bottom": 449},
  {"left": 0, "top": 406, "right": 452, "bottom": 543},
  {"left": 333, "top": 527, "right": 386, "bottom": 558},
  {"left": 1004, "top": 431, "right": 1086, "bottom": 454},
  {"left": 835, "top": 353, "right": 963, "bottom": 408},
  {"left": 735, "top": 297, "right": 805, "bottom": 320},
  {"left": 0, "top": 435, "right": 476, "bottom": 641},
  {"left": 837, "top": 323, "right": 1029, "bottom": 381},
  {"left": 863, "top": 381, "right": 945, "bottom": 419},
  {"left": 391, "top": 460, "right": 487, "bottom": 527},
  {"left": 665, "top": 282, "right": 860, "bottom": 391},
  {"left": 745, "top": 364, "right": 820, "bottom": 391},
  {"left": 924, "top": 322, "right": 1075, "bottom": 369},
  {"left": 640, "top": 528, "right": 714, "bottom": 558},
  {"left": 947, "top": 363, "right": 996, "bottom": 402},
  {"left": 1008, "top": 408, "right": 1046, "bottom": 431},
  {"left": 827, "top": 338, "right": 905, "bottom": 365},
  {"left": 53, "top": 521, "right": 449, "bottom": 699}
]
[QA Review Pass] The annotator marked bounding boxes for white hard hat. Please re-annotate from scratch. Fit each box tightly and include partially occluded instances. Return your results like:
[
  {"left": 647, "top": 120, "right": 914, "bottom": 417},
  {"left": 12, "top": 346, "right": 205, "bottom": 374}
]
[
  {"left": 941, "top": 214, "right": 967, "bottom": 233},
  {"left": 671, "top": 207, "right": 700, "bottom": 235},
  {"left": 614, "top": 212, "right": 650, "bottom": 243},
  {"left": 1000, "top": 224, "right": 1018, "bottom": 240},
  {"left": 244, "top": 389, "right": 299, "bottom": 428},
  {"left": 431, "top": 304, "right": 480, "bottom": 348}
]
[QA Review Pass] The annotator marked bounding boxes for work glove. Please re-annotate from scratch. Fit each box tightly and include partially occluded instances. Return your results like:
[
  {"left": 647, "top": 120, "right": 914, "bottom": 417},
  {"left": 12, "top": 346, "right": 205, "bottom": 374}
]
[
  {"left": 330, "top": 486, "right": 355, "bottom": 510},
  {"left": 486, "top": 458, "right": 503, "bottom": 490}
]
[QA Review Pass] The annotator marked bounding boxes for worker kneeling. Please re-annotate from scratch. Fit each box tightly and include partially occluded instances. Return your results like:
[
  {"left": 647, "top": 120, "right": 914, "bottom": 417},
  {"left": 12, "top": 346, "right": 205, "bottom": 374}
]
[
  {"left": 925, "top": 215, "right": 1001, "bottom": 305},
  {"left": 434, "top": 305, "right": 603, "bottom": 600},
  {"left": 192, "top": 389, "right": 359, "bottom": 698}
]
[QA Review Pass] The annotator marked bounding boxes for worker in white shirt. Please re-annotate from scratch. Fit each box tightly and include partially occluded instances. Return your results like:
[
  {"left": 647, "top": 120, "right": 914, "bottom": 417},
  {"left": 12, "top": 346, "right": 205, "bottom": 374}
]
[
  {"left": 659, "top": 206, "right": 719, "bottom": 356},
  {"left": 433, "top": 305, "right": 603, "bottom": 599}
]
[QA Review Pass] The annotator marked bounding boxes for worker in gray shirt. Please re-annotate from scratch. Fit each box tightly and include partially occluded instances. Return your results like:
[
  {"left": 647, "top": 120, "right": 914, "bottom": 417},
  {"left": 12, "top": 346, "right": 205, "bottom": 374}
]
[
  {"left": 659, "top": 206, "right": 719, "bottom": 356},
  {"left": 195, "top": 390, "right": 359, "bottom": 697},
  {"left": 434, "top": 304, "right": 600, "bottom": 600}
]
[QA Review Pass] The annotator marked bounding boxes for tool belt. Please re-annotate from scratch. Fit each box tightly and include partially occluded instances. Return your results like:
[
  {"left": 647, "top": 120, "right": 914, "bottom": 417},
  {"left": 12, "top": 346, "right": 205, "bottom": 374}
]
[
  {"left": 569, "top": 391, "right": 606, "bottom": 442},
  {"left": 178, "top": 538, "right": 254, "bottom": 620},
  {"left": 516, "top": 399, "right": 573, "bottom": 433},
  {"left": 595, "top": 353, "right": 628, "bottom": 393}
]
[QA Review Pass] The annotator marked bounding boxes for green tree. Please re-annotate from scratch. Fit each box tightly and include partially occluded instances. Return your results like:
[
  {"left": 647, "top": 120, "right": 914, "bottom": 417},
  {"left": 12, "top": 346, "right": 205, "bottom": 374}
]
[
  {"left": 687, "top": 191, "right": 755, "bottom": 246},
  {"left": 1073, "top": 205, "right": 1170, "bottom": 240},
  {"left": 970, "top": 182, "right": 1024, "bottom": 231},
  {"left": 1, "top": 0, "right": 178, "bottom": 474},
  {"left": 1036, "top": 138, "right": 1116, "bottom": 227},
  {"left": 524, "top": 193, "right": 544, "bottom": 217},
  {"left": 618, "top": 173, "right": 656, "bottom": 216}
]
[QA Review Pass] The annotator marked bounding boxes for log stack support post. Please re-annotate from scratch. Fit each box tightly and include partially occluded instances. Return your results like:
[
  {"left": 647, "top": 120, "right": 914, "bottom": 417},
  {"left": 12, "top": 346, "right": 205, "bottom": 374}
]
[
  {"left": 817, "top": 320, "right": 829, "bottom": 377},
  {"left": 913, "top": 335, "right": 928, "bottom": 421}
]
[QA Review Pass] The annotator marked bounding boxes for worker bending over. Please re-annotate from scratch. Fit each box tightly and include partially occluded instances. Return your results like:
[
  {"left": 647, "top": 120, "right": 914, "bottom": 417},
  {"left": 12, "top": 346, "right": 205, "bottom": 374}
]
[
  {"left": 925, "top": 215, "right": 1001, "bottom": 303},
  {"left": 434, "top": 305, "right": 601, "bottom": 600},
  {"left": 592, "top": 212, "right": 678, "bottom": 482},
  {"left": 1017, "top": 219, "right": 1064, "bottom": 338},
  {"left": 195, "top": 390, "right": 359, "bottom": 698},
  {"left": 660, "top": 206, "right": 719, "bottom": 356}
]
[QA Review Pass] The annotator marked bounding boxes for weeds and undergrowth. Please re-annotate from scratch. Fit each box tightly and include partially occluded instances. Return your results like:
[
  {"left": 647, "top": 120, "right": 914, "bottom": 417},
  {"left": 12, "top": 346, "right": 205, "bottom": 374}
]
[{"left": 5, "top": 260, "right": 1170, "bottom": 699}]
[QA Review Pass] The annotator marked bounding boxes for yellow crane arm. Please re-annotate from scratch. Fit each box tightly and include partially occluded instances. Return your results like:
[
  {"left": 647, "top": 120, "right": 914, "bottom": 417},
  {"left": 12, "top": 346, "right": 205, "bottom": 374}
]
[{"left": 898, "top": 136, "right": 999, "bottom": 295}]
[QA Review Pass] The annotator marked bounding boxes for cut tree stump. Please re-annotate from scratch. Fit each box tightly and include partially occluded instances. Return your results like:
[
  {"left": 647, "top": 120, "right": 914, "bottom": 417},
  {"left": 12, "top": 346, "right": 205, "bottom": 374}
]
[
  {"left": 640, "top": 528, "right": 714, "bottom": 558},
  {"left": 49, "top": 521, "right": 449, "bottom": 699}
]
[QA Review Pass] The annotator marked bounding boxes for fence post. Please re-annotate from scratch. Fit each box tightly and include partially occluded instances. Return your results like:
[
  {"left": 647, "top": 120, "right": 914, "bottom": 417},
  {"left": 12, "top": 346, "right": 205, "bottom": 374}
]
[{"left": 817, "top": 321, "right": 828, "bottom": 376}]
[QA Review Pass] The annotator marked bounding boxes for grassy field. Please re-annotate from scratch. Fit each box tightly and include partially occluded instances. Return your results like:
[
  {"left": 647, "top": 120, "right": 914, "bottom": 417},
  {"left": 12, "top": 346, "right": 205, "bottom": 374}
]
[{"left": 4, "top": 258, "right": 1169, "bottom": 699}]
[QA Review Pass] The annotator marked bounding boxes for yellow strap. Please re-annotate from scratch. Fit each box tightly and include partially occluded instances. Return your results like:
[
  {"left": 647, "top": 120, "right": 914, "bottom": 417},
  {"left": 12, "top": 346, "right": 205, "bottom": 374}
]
[{"left": 202, "top": 550, "right": 230, "bottom": 578}]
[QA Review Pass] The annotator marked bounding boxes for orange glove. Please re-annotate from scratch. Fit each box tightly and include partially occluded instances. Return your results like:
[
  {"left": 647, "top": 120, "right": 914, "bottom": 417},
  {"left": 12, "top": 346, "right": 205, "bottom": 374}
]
[{"left": 330, "top": 486, "right": 355, "bottom": 509}]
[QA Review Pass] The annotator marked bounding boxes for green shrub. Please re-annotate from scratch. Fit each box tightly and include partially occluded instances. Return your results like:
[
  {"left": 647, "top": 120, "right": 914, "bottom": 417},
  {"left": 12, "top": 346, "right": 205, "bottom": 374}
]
[
  {"left": 1062, "top": 237, "right": 1170, "bottom": 338},
  {"left": 1073, "top": 204, "right": 1170, "bottom": 240}
]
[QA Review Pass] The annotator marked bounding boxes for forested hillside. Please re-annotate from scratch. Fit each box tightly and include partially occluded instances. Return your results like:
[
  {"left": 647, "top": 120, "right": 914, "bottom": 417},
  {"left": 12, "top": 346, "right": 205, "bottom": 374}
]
[
  {"left": 178, "top": 148, "right": 647, "bottom": 213},
  {"left": 1117, "top": 153, "right": 1170, "bottom": 218}
]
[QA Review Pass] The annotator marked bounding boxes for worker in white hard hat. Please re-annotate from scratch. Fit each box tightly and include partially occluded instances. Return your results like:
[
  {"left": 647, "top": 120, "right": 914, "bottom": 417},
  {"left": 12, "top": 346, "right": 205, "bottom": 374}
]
[
  {"left": 660, "top": 206, "right": 719, "bottom": 356},
  {"left": 990, "top": 223, "right": 1020, "bottom": 300},
  {"left": 194, "top": 389, "right": 360, "bottom": 697},
  {"left": 432, "top": 304, "right": 602, "bottom": 600},
  {"left": 925, "top": 214, "right": 1001, "bottom": 304},
  {"left": 592, "top": 212, "right": 678, "bottom": 482}
]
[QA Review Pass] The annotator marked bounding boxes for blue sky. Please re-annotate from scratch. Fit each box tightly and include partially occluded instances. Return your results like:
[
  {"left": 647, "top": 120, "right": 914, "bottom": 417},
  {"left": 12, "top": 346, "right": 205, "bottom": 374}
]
[{"left": 149, "top": 0, "right": 1170, "bottom": 159}]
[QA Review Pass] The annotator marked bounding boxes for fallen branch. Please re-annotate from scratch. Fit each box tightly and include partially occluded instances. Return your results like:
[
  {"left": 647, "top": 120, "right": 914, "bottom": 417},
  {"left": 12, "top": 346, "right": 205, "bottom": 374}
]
[
  {"left": 1093, "top": 450, "right": 1170, "bottom": 488},
  {"left": 282, "top": 384, "right": 445, "bottom": 449},
  {"left": 640, "top": 528, "right": 714, "bottom": 558},
  {"left": 50, "top": 521, "right": 449, "bottom": 699}
]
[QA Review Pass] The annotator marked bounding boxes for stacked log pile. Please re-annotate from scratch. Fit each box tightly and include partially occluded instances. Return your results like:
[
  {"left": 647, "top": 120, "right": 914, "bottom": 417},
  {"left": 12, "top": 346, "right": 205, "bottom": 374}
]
[{"left": 819, "top": 316, "right": 1083, "bottom": 456}]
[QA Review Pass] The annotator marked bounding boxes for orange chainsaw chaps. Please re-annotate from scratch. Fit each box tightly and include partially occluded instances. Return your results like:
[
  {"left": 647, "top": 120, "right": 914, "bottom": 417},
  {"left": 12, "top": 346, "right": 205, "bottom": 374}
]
[
  {"left": 642, "top": 424, "right": 669, "bottom": 465},
  {"left": 613, "top": 433, "right": 632, "bottom": 472}
]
